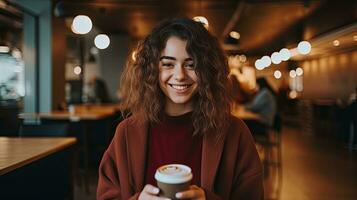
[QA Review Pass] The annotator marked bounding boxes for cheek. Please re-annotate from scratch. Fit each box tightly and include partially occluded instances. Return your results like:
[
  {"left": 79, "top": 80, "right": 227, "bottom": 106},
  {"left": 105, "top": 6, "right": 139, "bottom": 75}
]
[
  {"left": 159, "top": 72, "right": 168, "bottom": 89},
  {"left": 159, "top": 71, "right": 170, "bottom": 83},
  {"left": 189, "top": 71, "right": 198, "bottom": 82}
]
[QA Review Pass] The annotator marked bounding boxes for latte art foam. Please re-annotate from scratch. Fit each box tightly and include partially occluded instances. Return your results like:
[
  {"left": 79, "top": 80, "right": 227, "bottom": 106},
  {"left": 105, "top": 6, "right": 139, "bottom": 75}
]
[{"left": 155, "top": 164, "right": 192, "bottom": 184}]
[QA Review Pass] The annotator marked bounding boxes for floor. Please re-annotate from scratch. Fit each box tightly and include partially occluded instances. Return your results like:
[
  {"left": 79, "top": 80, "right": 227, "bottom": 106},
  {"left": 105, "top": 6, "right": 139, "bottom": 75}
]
[
  {"left": 73, "top": 125, "right": 357, "bottom": 200},
  {"left": 74, "top": 169, "right": 97, "bottom": 200},
  {"left": 279, "top": 126, "right": 357, "bottom": 200}
]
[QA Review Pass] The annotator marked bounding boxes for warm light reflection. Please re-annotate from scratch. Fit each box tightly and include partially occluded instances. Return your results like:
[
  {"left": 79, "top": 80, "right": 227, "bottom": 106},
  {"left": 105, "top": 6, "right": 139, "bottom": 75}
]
[
  {"left": 339, "top": 53, "right": 348, "bottom": 66},
  {"left": 229, "top": 31, "right": 240, "bottom": 39},
  {"left": 353, "top": 35, "right": 357, "bottom": 41},
  {"left": 289, "top": 90, "right": 298, "bottom": 99},
  {"left": 289, "top": 70, "right": 297, "bottom": 78},
  {"left": 296, "top": 67, "right": 303, "bottom": 76},
  {"left": 327, "top": 56, "right": 335, "bottom": 68},
  {"left": 311, "top": 60, "right": 318, "bottom": 74},
  {"left": 228, "top": 55, "right": 240, "bottom": 68},
  {"left": 0, "top": 45, "right": 10, "bottom": 53},
  {"left": 239, "top": 55, "right": 247, "bottom": 62},
  {"left": 333, "top": 40, "right": 340, "bottom": 46},
  {"left": 192, "top": 16, "right": 209, "bottom": 29},
  {"left": 131, "top": 51, "right": 137, "bottom": 61},
  {"left": 74, "top": 66, "right": 81, "bottom": 75},
  {"left": 302, "top": 62, "right": 309, "bottom": 74}
]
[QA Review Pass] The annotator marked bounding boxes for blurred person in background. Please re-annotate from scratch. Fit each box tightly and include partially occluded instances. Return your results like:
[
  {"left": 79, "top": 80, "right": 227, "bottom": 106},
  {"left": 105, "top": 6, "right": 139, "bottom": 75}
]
[
  {"left": 244, "top": 77, "right": 277, "bottom": 135},
  {"left": 97, "top": 18, "right": 263, "bottom": 200},
  {"left": 87, "top": 76, "right": 111, "bottom": 103}
]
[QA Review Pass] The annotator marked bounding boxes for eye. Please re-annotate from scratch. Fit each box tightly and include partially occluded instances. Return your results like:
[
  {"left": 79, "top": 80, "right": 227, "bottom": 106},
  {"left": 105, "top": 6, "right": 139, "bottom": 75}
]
[
  {"left": 185, "top": 63, "right": 195, "bottom": 69},
  {"left": 161, "top": 63, "right": 174, "bottom": 67}
]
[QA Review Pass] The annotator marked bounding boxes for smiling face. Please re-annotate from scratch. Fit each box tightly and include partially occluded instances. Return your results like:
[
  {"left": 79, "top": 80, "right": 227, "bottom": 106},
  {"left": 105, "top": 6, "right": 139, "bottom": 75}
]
[{"left": 159, "top": 36, "right": 198, "bottom": 116}]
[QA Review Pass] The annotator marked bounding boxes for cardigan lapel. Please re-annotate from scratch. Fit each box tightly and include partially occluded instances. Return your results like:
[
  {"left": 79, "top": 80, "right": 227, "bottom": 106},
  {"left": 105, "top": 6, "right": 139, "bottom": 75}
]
[
  {"left": 201, "top": 131, "right": 226, "bottom": 191},
  {"left": 126, "top": 118, "right": 149, "bottom": 192}
]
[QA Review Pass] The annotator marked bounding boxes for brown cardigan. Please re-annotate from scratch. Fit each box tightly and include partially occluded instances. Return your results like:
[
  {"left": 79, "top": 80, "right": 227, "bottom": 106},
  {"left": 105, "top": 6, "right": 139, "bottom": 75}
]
[{"left": 97, "top": 115, "right": 263, "bottom": 200}]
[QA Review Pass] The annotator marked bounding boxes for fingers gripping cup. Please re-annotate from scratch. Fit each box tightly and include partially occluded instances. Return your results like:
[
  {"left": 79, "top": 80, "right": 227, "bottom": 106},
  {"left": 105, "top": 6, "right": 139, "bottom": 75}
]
[{"left": 155, "top": 164, "right": 193, "bottom": 199}]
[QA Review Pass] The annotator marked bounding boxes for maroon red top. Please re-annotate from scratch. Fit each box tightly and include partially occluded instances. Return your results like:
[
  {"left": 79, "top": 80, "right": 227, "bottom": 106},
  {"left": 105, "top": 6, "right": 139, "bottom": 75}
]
[{"left": 145, "top": 112, "right": 202, "bottom": 187}]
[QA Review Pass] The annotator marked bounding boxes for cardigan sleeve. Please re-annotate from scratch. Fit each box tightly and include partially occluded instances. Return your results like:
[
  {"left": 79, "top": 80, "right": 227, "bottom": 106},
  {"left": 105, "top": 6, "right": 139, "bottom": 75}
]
[
  {"left": 97, "top": 152, "right": 122, "bottom": 199},
  {"left": 97, "top": 120, "right": 141, "bottom": 200},
  {"left": 231, "top": 120, "right": 264, "bottom": 200}
]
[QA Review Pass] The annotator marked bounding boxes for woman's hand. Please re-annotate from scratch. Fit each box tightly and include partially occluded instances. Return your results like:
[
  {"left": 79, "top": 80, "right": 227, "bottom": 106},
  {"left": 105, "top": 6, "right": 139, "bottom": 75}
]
[
  {"left": 175, "top": 185, "right": 206, "bottom": 200},
  {"left": 138, "top": 184, "right": 171, "bottom": 200}
]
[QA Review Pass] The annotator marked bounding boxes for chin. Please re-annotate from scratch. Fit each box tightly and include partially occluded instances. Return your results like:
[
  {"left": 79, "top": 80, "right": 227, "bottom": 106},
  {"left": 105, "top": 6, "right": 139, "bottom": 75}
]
[
  {"left": 167, "top": 95, "right": 193, "bottom": 105},
  {"left": 170, "top": 98, "right": 190, "bottom": 104}
]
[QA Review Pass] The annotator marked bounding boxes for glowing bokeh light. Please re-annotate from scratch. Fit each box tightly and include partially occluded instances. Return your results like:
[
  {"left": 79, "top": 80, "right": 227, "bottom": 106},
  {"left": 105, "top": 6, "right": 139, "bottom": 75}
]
[
  {"left": 274, "top": 70, "right": 282, "bottom": 79},
  {"left": 72, "top": 15, "right": 92, "bottom": 34},
  {"left": 279, "top": 48, "right": 291, "bottom": 61},
  {"left": 94, "top": 34, "right": 110, "bottom": 49},
  {"left": 271, "top": 52, "right": 282, "bottom": 64},
  {"left": 297, "top": 41, "right": 311, "bottom": 55}
]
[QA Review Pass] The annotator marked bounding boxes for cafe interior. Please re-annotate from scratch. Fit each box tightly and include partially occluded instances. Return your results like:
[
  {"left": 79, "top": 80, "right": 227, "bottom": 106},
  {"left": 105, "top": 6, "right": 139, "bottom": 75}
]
[{"left": 0, "top": 0, "right": 356, "bottom": 199}]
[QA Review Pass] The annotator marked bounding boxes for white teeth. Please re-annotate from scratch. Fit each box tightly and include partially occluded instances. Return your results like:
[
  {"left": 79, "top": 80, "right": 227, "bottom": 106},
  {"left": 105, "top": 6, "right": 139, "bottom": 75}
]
[{"left": 171, "top": 84, "right": 189, "bottom": 90}]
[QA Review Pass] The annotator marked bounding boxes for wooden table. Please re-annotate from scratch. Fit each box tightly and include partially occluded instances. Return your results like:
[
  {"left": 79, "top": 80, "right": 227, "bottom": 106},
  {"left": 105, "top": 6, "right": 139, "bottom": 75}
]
[
  {"left": 73, "top": 103, "right": 123, "bottom": 113},
  {"left": 18, "top": 108, "right": 120, "bottom": 193},
  {"left": 0, "top": 137, "right": 76, "bottom": 176},
  {"left": 19, "top": 110, "right": 116, "bottom": 122},
  {"left": 0, "top": 137, "right": 76, "bottom": 199}
]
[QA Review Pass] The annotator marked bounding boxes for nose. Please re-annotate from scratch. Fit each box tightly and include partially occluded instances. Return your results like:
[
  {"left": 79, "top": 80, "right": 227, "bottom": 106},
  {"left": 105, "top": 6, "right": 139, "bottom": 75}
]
[{"left": 173, "top": 65, "right": 186, "bottom": 81}]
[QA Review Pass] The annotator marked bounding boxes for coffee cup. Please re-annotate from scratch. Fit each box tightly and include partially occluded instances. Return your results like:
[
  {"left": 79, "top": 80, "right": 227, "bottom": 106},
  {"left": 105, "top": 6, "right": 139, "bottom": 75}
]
[{"left": 154, "top": 164, "right": 192, "bottom": 199}]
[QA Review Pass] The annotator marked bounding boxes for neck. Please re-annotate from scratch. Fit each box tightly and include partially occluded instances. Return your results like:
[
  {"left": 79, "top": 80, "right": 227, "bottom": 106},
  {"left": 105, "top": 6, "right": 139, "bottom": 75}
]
[{"left": 165, "top": 100, "right": 193, "bottom": 116}]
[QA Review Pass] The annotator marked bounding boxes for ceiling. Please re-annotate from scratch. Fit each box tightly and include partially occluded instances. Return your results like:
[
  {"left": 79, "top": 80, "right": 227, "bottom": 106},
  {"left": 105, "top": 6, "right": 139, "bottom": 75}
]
[
  {"left": 229, "top": 1, "right": 322, "bottom": 55},
  {"left": 293, "top": 22, "right": 357, "bottom": 60},
  {"left": 54, "top": 0, "right": 331, "bottom": 56}
]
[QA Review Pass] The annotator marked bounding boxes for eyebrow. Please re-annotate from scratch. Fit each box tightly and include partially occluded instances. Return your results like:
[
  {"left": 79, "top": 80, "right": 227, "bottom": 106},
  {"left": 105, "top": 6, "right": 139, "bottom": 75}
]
[{"left": 159, "top": 56, "right": 193, "bottom": 62}]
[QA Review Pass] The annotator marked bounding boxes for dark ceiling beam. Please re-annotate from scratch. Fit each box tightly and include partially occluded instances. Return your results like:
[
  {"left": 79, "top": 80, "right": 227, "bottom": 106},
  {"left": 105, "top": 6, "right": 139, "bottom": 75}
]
[
  {"left": 58, "top": 0, "right": 160, "bottom": 10},
  {"left": 221, "top": 0, "right": 245, "bottom": 41},
  {"left": 235, "top": 0, "right": 324, "bottom": 55},
  {"left": 245, "top": 0, "right": 319, "bottom": 5},
  {"left": 54, "top": 0, "right": 160, "bottom": 17}
]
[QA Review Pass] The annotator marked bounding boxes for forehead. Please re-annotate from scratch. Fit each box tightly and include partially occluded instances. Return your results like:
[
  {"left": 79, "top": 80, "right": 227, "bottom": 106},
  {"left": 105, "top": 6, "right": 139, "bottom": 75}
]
[{"left": 161, "top": 36, "right": 190, "bottom": 58}]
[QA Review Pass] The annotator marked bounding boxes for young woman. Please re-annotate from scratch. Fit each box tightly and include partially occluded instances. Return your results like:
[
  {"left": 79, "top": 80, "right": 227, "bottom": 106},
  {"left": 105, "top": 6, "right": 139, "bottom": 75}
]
[{"left": 97, "top": 18, "right": 263, "bottom": 200}]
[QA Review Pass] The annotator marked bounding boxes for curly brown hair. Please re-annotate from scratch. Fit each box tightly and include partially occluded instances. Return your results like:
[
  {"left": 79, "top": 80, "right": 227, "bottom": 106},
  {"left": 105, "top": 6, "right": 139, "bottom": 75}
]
[{"left": 120, "top": 18, "right": 232, "bottom": 136}]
